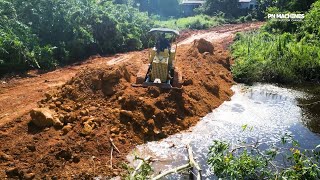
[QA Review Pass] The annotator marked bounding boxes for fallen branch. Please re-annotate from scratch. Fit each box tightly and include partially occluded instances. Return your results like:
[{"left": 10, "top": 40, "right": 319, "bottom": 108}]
[
  {"left": 110, "top": 138, "right": 121, "bottom": 153},
  {"left": 130, "top": 156, "right": 151, "bottom": 180},
  {"left": 152, "top": 163, "right": 190, "bottom": 180},
  {"left": 187, "top": 144, "right": 202, "bottom": 180},
  {"left": 151, "top": 144, "right": 202, "bottom": 180},
  {"left": 187, "top": 144, "right": 201, "bottom": 171}
]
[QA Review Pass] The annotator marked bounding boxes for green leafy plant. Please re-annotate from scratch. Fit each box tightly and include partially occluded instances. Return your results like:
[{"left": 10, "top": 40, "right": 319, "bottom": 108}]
[
  {"left": 208, "top": 133, "right": 320, "bottom": 179},
  {"left": 123, "top": 156, "right": 153, "bottom": 180}
]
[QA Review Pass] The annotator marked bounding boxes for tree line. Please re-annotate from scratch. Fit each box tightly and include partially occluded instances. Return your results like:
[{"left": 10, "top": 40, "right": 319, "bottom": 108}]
[
  {"left": 0, "top": 0, "right": 317, "bottom": 75},
  {"left": 0, "top": 0, "right": 153, "bottom": 74}
]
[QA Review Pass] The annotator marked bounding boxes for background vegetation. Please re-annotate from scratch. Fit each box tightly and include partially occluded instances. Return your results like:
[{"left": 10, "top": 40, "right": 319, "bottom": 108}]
[
  {"left": 0, "top": 0, "right": 232, "bottom": 75},
  {"left": 231, "top": 0, "right": 320, "bottom": 84},
  {"left": 1, "top": 0, "right": 318, "bottom": 79},
  {"left": 0, "top": 0, "right": 153, "bottom": 74},
  {"left": 154, "top": 14, "right": 226, "bottom": 30}
]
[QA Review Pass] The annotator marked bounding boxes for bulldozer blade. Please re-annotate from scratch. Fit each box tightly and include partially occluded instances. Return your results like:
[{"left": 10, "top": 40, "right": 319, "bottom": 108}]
[{"left": 131, "top": 82, "right": 182, "bottom": 90}]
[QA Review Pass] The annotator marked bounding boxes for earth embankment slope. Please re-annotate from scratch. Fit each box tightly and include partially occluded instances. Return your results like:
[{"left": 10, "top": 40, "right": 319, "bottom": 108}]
[{"left": 0, "top": 22, "right": 262, "bottom": 179}]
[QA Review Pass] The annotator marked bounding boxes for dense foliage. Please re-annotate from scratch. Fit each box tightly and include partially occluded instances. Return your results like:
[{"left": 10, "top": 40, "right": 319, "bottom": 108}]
[
  {"left": 0, "top": 0, "right": 52, "bottom": 71},
  {"left": 208, "top": 134, "right": 320, "bottom": 179},
  {"left": 0, "top": 0, "right": 153, "bottom": 74},
  {"left": 231, "top": 1, "right": 320, "bottom": 84},
  {"left": 197, "top": 0, "right": 317, "bottom": 20},
  {"left": 277, "top": 0, "right": 316, "bottom": 12},
  {"left": 253, "top": 0, "right": 317, "bottom": 20},
  {"left": 1, "top": 0, "right": 318, "bottom": 76}
]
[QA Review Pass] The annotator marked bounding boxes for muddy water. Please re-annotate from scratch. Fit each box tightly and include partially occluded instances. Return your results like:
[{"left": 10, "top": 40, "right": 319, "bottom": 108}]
[{"left": 128, "top": 84, "right": 320, "bottom": 179}]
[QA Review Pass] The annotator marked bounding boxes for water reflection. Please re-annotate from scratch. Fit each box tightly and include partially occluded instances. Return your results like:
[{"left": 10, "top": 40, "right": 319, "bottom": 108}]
[{"left": 295, "top": 84, "right": 320, "bottom": 134}]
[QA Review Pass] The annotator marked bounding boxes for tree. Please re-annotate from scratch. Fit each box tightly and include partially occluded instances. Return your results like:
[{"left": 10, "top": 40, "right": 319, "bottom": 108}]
[
  {"left": 0, "top": 0, "right": 154, "bottom": 75},
  {"left": 131, "top": 0, "right": 180, "bottom": 18},
  {"left": 277, "top": 0, "right": 316, "bottom": 12},
  {"left": 197, "top": 0, "right": 242, "bottom": 18},
  {"left": 254, "top": 0, "right": 317, "bottom": 20},
  {"left": 300, "top": 0, "right": 320, "bottom": 38}
]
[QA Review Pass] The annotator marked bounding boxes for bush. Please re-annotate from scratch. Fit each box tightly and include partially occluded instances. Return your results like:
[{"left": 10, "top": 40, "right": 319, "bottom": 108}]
[
  {"left": 0, "top": 0, "right": 153, "bottom": 75},
  {"left": 244, "top": 14, "right": 252, "bottom": 21},
  {"left": 299, "top": 1, "right": 320, "bottom": 39},
  {"left": 0, "top": 0, "right": 44, "bottom": 73},
  {"left": 208, "top": 134, "right": 320, "bottom": 179}
]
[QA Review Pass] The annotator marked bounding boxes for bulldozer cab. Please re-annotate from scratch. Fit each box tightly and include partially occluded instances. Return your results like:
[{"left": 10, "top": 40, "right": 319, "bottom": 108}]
[
  {"left": 150, "top": 29, "right": 178, "bottom": 51},
  {"left": 148, "top": 28, "right": 179, "bottom": 67},
  {"left": 132, "top": 28, "right": 182, "bottom": 89}
]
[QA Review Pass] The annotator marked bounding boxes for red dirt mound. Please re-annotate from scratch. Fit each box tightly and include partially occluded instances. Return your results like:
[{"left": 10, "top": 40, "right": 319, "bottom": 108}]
[
  {"left": 0, "top": 40, "right": 234, "bottom": 179},
  {"left": 194, "top": 38, "right": 214, "bottom": 54}
]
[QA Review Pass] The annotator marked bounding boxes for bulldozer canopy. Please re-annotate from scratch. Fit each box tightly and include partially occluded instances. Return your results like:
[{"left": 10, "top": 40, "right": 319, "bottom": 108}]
[{"left": 149, "top": 28, "right": 179, "bottom": 36}]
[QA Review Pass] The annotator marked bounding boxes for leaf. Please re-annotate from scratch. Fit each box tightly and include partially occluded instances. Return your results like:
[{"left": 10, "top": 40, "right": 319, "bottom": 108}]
[
  {"left": 292, "top": 140, "right": 300, "bottom": 147},
  {"left": 241, "top": 124, "right": 248, "bottom": 132}
]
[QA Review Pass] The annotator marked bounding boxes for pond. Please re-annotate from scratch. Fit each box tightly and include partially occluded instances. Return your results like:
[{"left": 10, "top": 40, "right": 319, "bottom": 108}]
[{"left": 128, "top": 83, "right": 320, "bottom": 179}]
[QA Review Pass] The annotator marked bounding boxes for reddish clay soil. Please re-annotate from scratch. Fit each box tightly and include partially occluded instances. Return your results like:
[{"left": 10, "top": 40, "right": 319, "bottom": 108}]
[{"left": 0, "top": 22, "right": 262, "bottom": 179}]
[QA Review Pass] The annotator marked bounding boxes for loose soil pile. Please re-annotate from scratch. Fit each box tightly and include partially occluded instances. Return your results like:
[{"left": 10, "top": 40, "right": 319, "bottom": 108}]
[{"left": 0, "top": 39, "right": 234, "bottom": 179}]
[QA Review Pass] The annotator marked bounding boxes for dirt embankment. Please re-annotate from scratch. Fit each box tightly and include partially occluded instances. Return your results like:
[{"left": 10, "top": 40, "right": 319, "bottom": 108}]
[
  {"left": 0, "top": 22, "right": 262, "bottom": 127},
  {"left": 0, "top": 22, "right": 263, "bottom": 179}
]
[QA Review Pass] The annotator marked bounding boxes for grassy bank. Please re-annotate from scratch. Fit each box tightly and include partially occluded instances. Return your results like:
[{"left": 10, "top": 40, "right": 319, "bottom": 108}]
[
  {"left": 154, "top": 15, "right": 226, "bottom": 30},
  {"left": 231, "top": 1, "right": 320, "bottom": 84},
  {"left": 231, "top": 32, "right": 320, "bottom": 83}
]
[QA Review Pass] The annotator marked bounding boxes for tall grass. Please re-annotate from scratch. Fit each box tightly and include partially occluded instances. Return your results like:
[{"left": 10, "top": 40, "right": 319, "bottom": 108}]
[
  {"left": 231, "top": 1, "right": 320, "bottom": 84},
  {"left": 231, "top": 32, "right": 320, "bottom": 83}
]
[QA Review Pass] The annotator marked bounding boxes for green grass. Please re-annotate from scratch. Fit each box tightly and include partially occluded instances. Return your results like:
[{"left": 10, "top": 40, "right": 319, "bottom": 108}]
[
  {"left": 231, "top": 31, "right": 320, "bottom": 84},
  {"left": 154, "top": 15, "right": 226, "bottom": 30},
  {"left": 231, "top": 1, "right": 320, "bottom": 84}
]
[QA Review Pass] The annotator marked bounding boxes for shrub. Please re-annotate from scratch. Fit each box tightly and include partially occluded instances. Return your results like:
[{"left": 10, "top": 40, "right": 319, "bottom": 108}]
[
  {"left": 244, "top": 14, "right": 252, "bottom": 21},
  {"left": 208, "top": 134, "right": 320, "bottom": 179}
]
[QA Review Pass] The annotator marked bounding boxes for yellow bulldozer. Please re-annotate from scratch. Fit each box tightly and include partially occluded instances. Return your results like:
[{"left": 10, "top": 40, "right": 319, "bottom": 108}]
[{"left": 133, "top": 28, "right": 182, "bottom": 89}]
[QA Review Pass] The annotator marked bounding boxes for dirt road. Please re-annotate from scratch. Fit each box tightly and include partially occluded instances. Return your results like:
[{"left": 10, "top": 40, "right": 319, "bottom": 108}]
[{"left": 0, "top": 22, "right": 262, "bottom": 127}]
